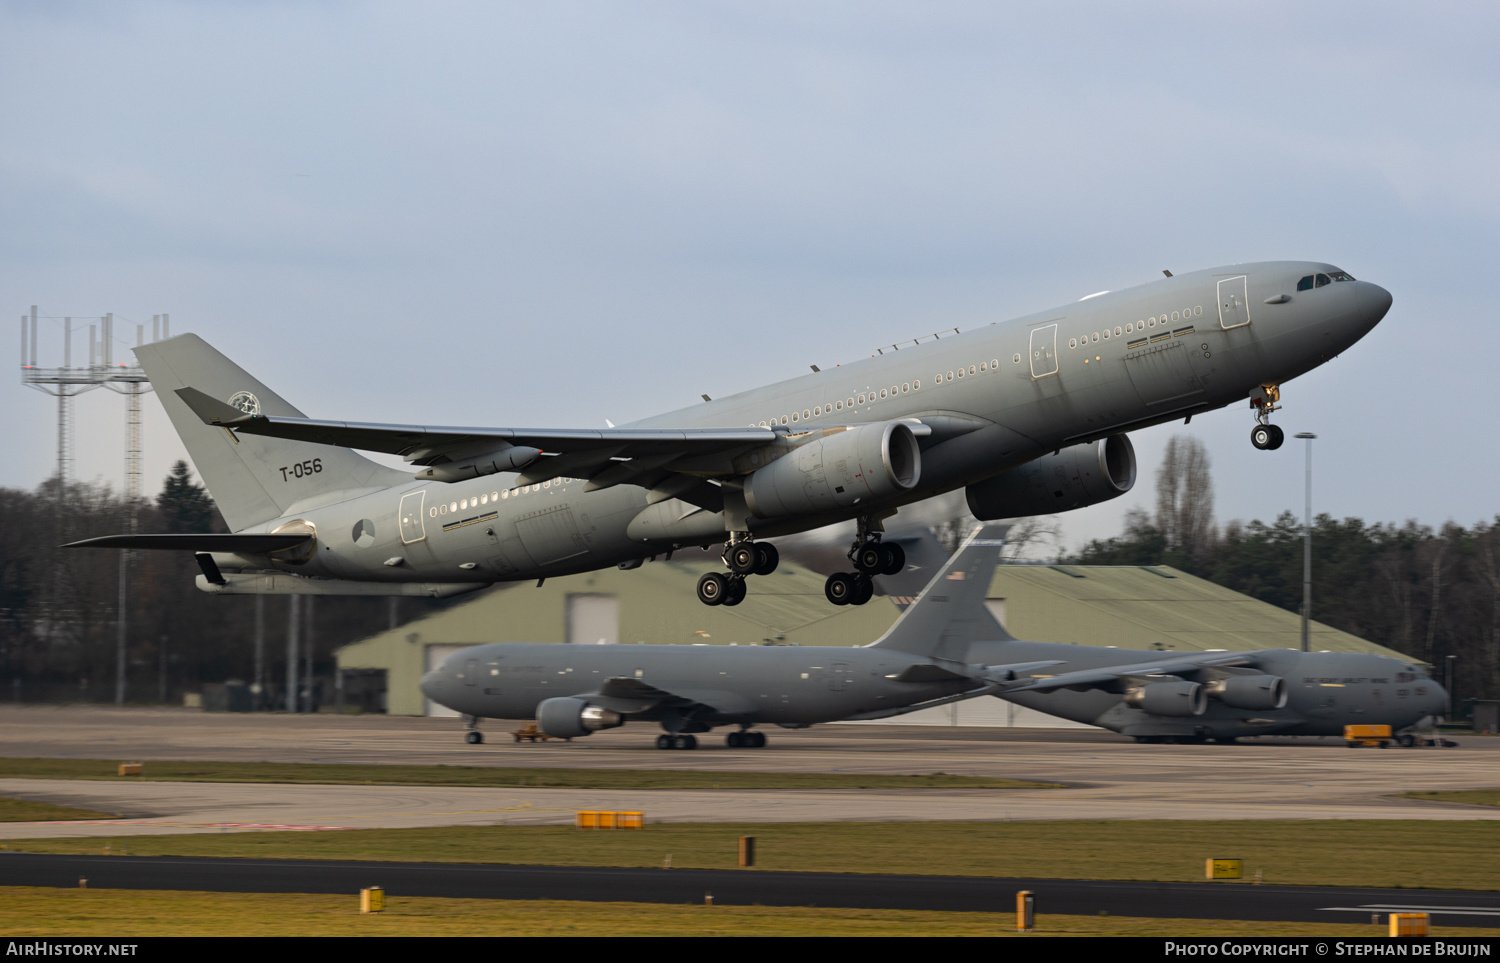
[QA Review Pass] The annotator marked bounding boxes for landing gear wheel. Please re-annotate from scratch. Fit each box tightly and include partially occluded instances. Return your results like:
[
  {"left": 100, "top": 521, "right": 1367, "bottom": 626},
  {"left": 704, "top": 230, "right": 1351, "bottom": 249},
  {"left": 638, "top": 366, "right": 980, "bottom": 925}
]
[
  {"left": 465, "top": 730, "right": 484, "bottom": 745},
  {"left": 721, "top": 576, "right": 747, "bottom": 606},
  {"left": 697, "top": 572, "right": 729, "bottom": 606},
  {"left": 854, "top": 545, "right": 884, "bottom": 574},
  {"left": 672, "top": 734, "right": 697, "bottom": 750},
  {"left": 851, "top": 573, "right": 874, "bottom": 605},
  {"left": 824, "top": 572, "right": 855, "bottom": 605},
  {"left": 727, "top": 544, "right": 758, "bottom": 575},
  {"left": 1251, "top": 425, "right": 1274, "bottom": 450},
  {"left": 881, "top": 543, "right": 906, "bottom": 575},
  {"left": 656, "top": 734, "right": 674, "bottom": 750},
  {"left": 727, "top": 731, "right": 745, "bottom": 748},
  {"left": 1266, "top": 424, "right": 1284, "bottom": 449},
  {"left": 753, "top": 542, "right": 779, "bottom": 576},
  {"left": 748, "top": 731, "right": 766, "bottom": 748}
]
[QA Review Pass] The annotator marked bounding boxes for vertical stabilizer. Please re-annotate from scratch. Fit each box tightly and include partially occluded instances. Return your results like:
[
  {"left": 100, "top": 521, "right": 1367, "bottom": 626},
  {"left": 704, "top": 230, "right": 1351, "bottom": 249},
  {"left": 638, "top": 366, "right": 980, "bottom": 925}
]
[
  {"left": 135, "top": 334, "right": 408, "bottom": 531},
  {"left": 867, "top": 524, "right": 1015, "bottom": 659}
]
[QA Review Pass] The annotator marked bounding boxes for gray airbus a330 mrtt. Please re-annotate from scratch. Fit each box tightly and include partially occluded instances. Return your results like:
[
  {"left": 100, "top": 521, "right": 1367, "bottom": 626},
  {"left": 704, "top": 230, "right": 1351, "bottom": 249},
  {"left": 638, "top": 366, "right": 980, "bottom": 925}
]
[
  {"left": 419, "top": 528, "right": 1063, "bottom": 748},
  {"left": 68, "top": 262, "right": 1391, "bottom": 608},
  {"left": 876, "top": 527, "right": 1449, "bottom": 745}
]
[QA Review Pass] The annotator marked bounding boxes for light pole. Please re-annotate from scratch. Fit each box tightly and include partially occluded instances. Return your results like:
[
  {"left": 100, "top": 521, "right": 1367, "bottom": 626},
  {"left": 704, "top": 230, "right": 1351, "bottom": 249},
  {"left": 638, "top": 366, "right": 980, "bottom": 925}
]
[{"left": 1294, "top": 432, "right": 1317, "bottom": 652}]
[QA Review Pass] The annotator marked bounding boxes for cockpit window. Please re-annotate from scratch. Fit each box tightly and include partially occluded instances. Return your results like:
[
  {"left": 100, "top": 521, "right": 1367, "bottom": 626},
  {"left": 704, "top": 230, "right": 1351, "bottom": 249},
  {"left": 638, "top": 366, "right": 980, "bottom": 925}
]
[
  {"left": 1299, "top": 271, "right": 1357, "bottom": 292},
  {"left": 1328, "top": 270, "right": 1355, "bottom": 282},
  {"left": 1315, "top": 273, "right": 1332, "bottom": 287},
  {"left": 1297, "top": 275, "right": 1315, "bottom": 291}
]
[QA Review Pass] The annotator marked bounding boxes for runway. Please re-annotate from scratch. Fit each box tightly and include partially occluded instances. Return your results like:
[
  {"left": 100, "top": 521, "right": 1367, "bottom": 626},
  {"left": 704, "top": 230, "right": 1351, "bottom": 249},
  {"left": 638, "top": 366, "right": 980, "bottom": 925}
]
[
  {"left": 3, "top": 853, "right": 1498, "bottom": 927},
  {"left": 0, "top": 706, "right": 1496, "bottom": 838}
]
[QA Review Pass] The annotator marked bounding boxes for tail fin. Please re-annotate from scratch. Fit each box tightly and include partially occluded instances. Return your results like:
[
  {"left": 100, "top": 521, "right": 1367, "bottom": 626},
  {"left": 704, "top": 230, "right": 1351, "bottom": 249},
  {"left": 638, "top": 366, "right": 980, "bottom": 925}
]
[
  {"left": 868, "top": 523, "right": 1015, "bottom": 659},
  {"left": 135, "top": 334, "right": 408, "bottom": 531}
]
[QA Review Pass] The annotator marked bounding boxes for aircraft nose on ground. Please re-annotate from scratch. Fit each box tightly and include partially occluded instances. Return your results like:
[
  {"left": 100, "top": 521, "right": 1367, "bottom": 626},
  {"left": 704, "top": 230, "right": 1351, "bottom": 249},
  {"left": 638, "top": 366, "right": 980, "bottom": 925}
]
[
  {"left": 1355, "top": 280, "right": 1394, "bottom": 329},
  {"left": 419, "top": 669, "right": 444, "bottom": 701}
]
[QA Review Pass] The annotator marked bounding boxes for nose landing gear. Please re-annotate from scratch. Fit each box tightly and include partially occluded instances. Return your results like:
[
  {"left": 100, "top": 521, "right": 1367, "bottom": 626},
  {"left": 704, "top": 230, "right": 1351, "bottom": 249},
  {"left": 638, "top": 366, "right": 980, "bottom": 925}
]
[{"left": 1249, "top": 384, "right": 1285, "bottom": 450}]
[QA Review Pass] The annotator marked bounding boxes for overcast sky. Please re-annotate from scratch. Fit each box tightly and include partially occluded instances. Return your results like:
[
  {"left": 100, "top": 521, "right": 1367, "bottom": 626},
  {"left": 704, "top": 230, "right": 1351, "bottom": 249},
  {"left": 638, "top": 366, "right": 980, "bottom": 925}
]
[{"left": 3, "top": 1, "right": 1497, "bottom": 551}]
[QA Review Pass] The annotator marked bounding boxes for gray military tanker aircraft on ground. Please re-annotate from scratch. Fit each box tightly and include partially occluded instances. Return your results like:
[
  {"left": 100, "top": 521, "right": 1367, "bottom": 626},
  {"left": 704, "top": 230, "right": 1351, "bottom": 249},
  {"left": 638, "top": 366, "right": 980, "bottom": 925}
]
[
  {"left": 68, "top": 262, "right": 1391, "bottom": 608},
  {"left": 419, "top": 528, "right": 1064, "bottom": 747},
  {"left": 876, "top": 527, "right": 1449, "bottom": 745}
]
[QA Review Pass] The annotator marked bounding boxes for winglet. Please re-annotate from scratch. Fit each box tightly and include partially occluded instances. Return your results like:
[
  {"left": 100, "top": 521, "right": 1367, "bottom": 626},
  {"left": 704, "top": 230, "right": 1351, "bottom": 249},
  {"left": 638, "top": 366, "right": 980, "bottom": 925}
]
[
  {"left": 175, "top": 386, "right": 255, "bottom": 427},
  {"left": 866, "top": 523, "right": 1014, "bottom": 660}
]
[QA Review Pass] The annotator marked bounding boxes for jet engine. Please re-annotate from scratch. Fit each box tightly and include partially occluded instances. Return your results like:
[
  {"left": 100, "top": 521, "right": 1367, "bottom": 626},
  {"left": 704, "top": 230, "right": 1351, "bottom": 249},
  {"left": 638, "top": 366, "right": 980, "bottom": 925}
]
[
  {"left": 1206, "top": 674, "right": 1287, "bottom": 710},
  {"left": 965, "top": 434, "right": 1136, "bottom": 520},
  {"left": 536, "top": 697, "right": 624, "bottom": 738},
  {"left": 1123, "top": 680, "right": 1206, "bottom": 717},
  {"left": 744, "top": 421, "right": 921, "bottom": 520}
]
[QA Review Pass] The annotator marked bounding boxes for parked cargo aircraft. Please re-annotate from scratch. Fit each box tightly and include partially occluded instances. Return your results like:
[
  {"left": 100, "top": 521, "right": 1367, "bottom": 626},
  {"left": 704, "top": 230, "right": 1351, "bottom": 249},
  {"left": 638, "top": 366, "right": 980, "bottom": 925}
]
[
  {"left": 418, "top": 528, "right": 1064, "bottom": 747},
  {"left": 876, "top": 527, "right": 1449, "bottom": 744},
  {"left": 68, "top": 262, "right": 1391, "bottom": 608}
]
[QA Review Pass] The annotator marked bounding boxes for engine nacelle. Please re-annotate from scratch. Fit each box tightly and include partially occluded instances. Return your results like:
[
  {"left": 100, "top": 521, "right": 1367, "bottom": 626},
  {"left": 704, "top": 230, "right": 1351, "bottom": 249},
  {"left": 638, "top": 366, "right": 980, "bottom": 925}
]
[
  {"left": 1124, "top": 680, "right": 1206, "bottom": 717},
  {"left": 1207, "top": 674, "right": 1287, "bottom": 710},
  {"left": 744, "top": 421, "right": 921, "bottom": 520},
  {"left": 536, "top": 697, "right": 624, "bottom": 738},
  {"left": 965, "top": 434, "right": 1136, "bottom": 520}
]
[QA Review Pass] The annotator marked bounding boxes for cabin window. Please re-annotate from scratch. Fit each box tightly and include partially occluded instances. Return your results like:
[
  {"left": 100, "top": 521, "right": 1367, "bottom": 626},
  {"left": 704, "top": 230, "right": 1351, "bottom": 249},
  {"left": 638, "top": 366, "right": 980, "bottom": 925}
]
[
  {"left": 968, "top": 365, "right": 976, "bottom": 375},
  {"left": 947, "top": 371, "right": 955, "bottom": 381},
  {"left": 902, "top": 382, "right": 910, "bottom": 392},
  {"left": 803, "top": 408, "right": 811, "bottom": 419},
  {"left": 913, "top": 379, "right": 921, "bottom": 389}
]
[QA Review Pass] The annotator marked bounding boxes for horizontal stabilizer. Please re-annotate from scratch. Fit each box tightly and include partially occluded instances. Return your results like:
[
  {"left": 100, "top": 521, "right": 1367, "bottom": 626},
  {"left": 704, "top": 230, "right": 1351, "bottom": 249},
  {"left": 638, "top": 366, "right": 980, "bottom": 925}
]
[
  {"left": 64, "top": 533, "right": 312, "bottom": 553},
  {"left": 195, "top": 573, "right": 487, "bottom": 598}
]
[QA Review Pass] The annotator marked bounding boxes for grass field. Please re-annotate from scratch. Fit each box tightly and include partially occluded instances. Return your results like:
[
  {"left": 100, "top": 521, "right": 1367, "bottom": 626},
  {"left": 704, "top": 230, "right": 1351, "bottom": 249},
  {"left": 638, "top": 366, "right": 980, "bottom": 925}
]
[
  {"left": 1401, "top": 789, "right": 1500, "bottom": 808},
  {"left": 0, "top": 757, "right": 1057, "bottom": 791},
  {"left": 15, "top": 820, "right": 1500, "bottom": 891},
  {"left": 0, "top": 797, "right": 116, "bottom": 822},
  {"left": 1, "top": 887, "right": 1489, "bottom": 937}
]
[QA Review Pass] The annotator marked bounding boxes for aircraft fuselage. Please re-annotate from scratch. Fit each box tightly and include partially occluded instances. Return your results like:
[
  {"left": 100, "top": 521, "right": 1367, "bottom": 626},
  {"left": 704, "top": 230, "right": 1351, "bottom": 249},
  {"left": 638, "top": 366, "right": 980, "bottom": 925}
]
[{"left": 213, "top": 261, "right": 1391, "bottom": 590}]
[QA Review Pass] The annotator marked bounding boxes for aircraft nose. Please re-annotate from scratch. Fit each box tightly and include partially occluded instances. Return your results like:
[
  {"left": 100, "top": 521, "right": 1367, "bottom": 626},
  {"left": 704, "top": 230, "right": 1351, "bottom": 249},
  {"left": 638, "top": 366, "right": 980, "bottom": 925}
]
[
  {"left": 1355, "top": 281, "right": 1393, "bottom": 328},
  {"left": 419, "top": 669, "right": 444, "bottom": 700}
]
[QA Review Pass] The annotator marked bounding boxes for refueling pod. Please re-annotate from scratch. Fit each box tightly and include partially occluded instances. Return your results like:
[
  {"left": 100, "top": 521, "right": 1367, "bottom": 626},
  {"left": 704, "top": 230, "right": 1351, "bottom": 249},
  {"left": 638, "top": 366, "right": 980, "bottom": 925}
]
[{"left": 966, "top": 434, "right": 1135, "bottom": 520}]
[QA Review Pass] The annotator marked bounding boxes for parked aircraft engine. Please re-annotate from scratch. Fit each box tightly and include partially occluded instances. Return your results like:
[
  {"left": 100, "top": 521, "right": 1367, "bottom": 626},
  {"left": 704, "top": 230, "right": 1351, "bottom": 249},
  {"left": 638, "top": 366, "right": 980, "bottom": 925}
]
[
  {"left": 965, "top": 434, "right": 1135, "bottom": 520},
  {"left": 1123, "top": 680, "right": 1206, "bottom": 717},
  {"left": 1207, "top": 674, "right": 1288, "bottom": 710},
  {"left": 744, "top": 421, "right": 921, "bottom": 520},
  {"left": 536, "top": 697, "right": 624, "bottom": 738}
]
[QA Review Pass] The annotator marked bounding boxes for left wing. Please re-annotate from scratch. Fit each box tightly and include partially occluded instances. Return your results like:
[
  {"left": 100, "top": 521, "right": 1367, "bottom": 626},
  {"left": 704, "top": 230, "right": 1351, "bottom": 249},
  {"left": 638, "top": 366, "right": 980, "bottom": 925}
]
[
  {"left": 181, "top": 386, "right": 935, "bottom": 513},
  {"left": 1002, "top": 652, "right": 1256, "bottom": 693}
]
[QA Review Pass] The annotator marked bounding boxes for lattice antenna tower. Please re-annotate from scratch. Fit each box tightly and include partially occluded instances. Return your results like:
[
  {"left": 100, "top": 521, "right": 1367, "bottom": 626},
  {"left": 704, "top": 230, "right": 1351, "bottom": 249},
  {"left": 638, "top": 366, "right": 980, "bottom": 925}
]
[{"left": 20, "top": 306, "right": 167, "bottom": 704}]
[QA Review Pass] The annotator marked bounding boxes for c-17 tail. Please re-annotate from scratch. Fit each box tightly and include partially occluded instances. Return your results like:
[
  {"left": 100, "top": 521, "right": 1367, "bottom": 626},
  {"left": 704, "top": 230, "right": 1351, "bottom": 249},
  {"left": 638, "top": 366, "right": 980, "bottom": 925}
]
[{"left": 134, "top": 334, "right": 407, "bottom": 532}]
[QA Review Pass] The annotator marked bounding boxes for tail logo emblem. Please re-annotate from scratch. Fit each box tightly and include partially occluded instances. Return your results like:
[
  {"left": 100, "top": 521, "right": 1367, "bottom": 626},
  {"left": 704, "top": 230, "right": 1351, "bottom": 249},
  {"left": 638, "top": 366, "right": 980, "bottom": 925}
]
[{"left": 227, "top": 391, "right": 261, "bottom": 416}]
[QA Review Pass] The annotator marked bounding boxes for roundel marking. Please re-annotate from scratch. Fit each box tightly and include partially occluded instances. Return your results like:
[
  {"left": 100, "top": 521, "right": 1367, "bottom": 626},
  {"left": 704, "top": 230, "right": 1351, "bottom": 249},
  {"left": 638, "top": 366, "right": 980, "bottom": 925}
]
[{"left": 227, "top": 391, "right": 261, "bottom": 416}]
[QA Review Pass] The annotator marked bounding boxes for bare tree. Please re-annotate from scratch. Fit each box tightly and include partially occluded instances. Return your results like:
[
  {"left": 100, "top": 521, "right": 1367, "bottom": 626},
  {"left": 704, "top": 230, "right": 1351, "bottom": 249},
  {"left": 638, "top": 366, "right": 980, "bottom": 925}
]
[{"left": 1154, "top": 436, "right": 1216, "bottom": 563}]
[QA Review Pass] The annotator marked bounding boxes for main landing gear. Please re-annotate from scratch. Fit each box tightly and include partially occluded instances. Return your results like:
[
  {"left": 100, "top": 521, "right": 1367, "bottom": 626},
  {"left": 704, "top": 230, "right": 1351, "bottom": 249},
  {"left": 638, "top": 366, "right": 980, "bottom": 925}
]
[
  {"left": 1249, "top": 384, "right": 1285, "bottom": 450},
  {"left": 652, "top": 730, "right": 768, "bottom": 749},
  {"left": 696, "top": 539, "right": 779, "bottom": 607},
  {"left": 824, "top": 518, "right": 905, "bottom": 606}
]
